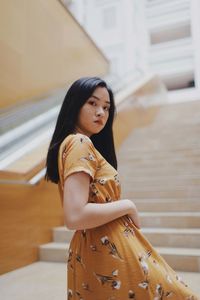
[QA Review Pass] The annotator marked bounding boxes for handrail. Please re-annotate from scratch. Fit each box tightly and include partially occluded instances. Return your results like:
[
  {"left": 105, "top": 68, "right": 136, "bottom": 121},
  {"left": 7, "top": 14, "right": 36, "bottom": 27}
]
[
  {"left": 115, "top": 73, "right": 156, "bottom": 106},
  {"left": 0, "top": 168, "right": 46, "bottom": 186}
]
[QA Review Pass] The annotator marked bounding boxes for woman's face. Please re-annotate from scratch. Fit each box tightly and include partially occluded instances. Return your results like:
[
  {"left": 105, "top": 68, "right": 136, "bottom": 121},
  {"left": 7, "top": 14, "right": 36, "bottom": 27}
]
[{"left": 75, "top": 86, "right": 111, "bottom": 137}]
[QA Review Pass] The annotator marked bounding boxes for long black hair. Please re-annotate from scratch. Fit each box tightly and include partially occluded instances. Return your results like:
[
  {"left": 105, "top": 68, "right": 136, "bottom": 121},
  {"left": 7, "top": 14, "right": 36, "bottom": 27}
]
[{"left": 45, "top": 76, "right": 117, "bottom": 184}]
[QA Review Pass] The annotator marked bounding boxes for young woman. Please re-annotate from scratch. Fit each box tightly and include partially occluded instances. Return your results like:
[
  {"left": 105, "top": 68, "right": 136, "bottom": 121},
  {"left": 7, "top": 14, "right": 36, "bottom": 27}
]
[{"left": 45, "top": 77, "right": 199, "bottom": 300}]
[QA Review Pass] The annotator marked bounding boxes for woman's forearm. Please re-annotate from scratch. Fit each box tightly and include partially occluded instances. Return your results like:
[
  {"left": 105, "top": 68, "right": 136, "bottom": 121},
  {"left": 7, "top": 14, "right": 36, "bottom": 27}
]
[{"left": 65, "top": 199, "right": 135, "bottom": 230}]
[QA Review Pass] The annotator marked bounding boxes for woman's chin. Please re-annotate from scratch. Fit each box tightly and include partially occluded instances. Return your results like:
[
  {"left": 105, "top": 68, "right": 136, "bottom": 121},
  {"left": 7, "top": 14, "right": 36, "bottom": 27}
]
[{"left": 91, "top": 128, "right": 103, "bottom": 136}]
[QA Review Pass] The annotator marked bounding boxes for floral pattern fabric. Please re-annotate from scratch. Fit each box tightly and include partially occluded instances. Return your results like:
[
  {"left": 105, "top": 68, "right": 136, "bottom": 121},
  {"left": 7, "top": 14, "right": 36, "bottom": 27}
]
[{"left": 58, "top": 133, "right": 199, "bottom": 300}]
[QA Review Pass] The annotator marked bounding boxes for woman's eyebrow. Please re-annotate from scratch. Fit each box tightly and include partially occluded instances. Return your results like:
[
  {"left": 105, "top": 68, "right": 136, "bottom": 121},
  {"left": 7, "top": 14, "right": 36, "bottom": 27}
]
[{"left": 91, "top": 94, "right": 110, "bottom": 104}]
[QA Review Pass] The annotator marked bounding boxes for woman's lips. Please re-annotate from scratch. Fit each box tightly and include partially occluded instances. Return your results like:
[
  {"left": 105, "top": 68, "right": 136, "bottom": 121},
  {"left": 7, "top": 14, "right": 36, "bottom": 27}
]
[{"left": 94, "top": 120, "right": 104, "bottom": 125}]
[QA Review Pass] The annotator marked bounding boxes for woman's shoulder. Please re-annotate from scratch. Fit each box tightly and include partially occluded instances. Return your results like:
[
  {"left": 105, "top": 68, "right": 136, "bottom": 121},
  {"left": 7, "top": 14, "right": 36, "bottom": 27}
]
[
  {"left": 62, "top": 133, "right": 92, "bottom": 146},
  {"left": 60, "top": 133, "right": 95, "bottom": 155}
]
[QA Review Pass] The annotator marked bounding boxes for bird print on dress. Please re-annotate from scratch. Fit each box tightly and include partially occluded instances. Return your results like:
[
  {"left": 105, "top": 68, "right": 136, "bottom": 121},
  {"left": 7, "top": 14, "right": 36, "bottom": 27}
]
[
  {"left": 105, "top": 194, "right": 112, "bottom": 202},
  {"left": 90, "top": 182, "right": 99, "bottom": 198},
  {"left": 81, "top": 229, "right": 87, "bottom": 238},
  {"left": 80, "top": 153, "right": 96, "bottom": 163},
  {"left": 90, "top": 244, "right": 101, "bottom": 252},
  {"left": 153, "top": 283, "right": 175, "bottom": 300},
  {"left": 138, "top": 280, "right": 149, "bottom": 290},
  {"left": 93, "top": 269, "right": 121, "bottom": 290},
  {"left": 75, "top": 252, "right": 86, "bottom": 269},
  {"left": 166, "top": 274, "right": 173, "bottom": 284},
  {"left": 154, "top": 283, "right": 164, "bottom": 300},
  {"left": 95, "top": 178, "right": 107, "bottom": 185},
  {"left": 152, "top": 258, "right": 159, "bottom": 268},
  {"left": 139, "top": 253, "right": 149, "bottom": 276},
  {"left": 82, "top": 282, "right": 92, "bottom": 292},
  {"left": 122, "top": 219, "right": 135, "bottom": 238},
  {"left": 67, "top": 288, "right": 73, "bottom": 300},
  {"left": 75, "top": 290, "right": 84, "bottom": 300},
  {"left": 138, "top": 249, "right": 152, "bottom": 291},
  {"left": 138, "top": 249, "right": 152, "bottom": 276},
  {"left": 176, "top": 275, "right": 188, "bottom": 287},
  {"left": 165, "top": 291, "right": 174, "bottom": 298},
  {"left": 128, "top": 290, "right": 136, "bottom": 299},
  {"left": 114, "top": 174, "right": 120, "bottom": 185},
  {"left": 100, "top": 236, "right": 124, "bottom": 261},
  {"left": 69, "top": 283, "right": 93, "bottom": 300},
  {"left": 67, "top": 248, "right": 73, "bottom": 271}
]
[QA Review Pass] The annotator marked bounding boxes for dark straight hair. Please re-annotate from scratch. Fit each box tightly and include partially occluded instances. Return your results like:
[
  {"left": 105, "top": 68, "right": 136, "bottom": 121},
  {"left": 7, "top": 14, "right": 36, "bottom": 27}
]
[{"left": 45, "top": 76, "right": 117, "bottom": 184}]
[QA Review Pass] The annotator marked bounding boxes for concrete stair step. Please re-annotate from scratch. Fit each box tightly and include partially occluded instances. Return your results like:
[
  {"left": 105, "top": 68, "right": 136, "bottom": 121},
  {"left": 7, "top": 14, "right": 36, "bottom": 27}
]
[
  {"left": 133, "top": 199, "right": 200, "bottom": 212},
  {"left": 142, "top": 228, "right": 200, "bottom": 248},
  {"left": 126, "top": 134, "right": 200, "bottom": 142},
  {"left": 119, "top": 157, "right": 200, "bottom": 163},
  {"left": 119, "top": 159, "right": 200, "bottom": 166},
  {"left": 123, "top": 138, "right": 200, "bottom": 146},
  {"left": 123, "top": 189, "right": 200, "bottom": 199},
  {"left": 120, "top": 172, "right": 200, "bottom": 180},
  {"left": 121, "top": 136, "right": 200, "bottom": 143},
  {"left": 39, "top": 242, "right": 69, "bottom": 262},
  {"left": 120, "top": 144, "right": 200, "bottom": 149},
  {"left": 119, "top": 168, "right": 200, "bottom": 175},
  {"left": 118, "top": 159, "right": 200, "bottom": 166},
  {"left": 124, "top": 130, "right": 200, "bottom": 137},
  {"left": 122, "top": 185, "right": 200, "bottom": 190},
  {"left": 121, "top": 178, "right": 200, "bottom": 186},
  {"left": 140, "top": 212, "right": 200, "bottom": 228},
  {"left": 38, "top": 242, "right": 200, "bottom": 272},
  {"left": 119, "top": 145, "right": 200, "bottom": 152},
  {"left": 119, "top": 148, "right": 200, "bottom": 155},
  {"left": 53, "top": 226, "right": 200, "bottom": 248},
  {"left": 120, "top": 148, "right": 200, "bottom": 155},
  {"left": 53, "top": 226, "right": 74, "bottom": 243},
  {"left": 156, "top": 247, "right": 200, "bottom": 272}
]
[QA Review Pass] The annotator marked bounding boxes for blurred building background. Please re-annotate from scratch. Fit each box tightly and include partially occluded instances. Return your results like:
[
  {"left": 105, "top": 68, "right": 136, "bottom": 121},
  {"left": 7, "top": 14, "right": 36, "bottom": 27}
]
[
  {"left": 0, "top": 1, "right": 200, "bottom": 298},
  {"left": 64, "top": 0, "right": 200, "bottom": 100}
]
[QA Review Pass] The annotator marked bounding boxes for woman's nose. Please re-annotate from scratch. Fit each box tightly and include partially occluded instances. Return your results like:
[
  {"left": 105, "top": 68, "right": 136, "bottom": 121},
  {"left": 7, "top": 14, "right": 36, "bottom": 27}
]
[{"left": 96, "top": 107, "right": 105, "bottom": 116}]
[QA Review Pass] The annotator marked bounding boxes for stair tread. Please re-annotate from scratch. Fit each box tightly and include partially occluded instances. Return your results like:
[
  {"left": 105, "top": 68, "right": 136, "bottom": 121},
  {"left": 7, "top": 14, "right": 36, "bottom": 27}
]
[
  {"left": 155, "top": 247, "right": 200, "bottom": 256},
  {"left": 40, "top": 242, "right": 200, "bottom": 256},
  {"left": 140, "top": 212, "right": 200, "bottom": 216},
  {"left": 40, "top": 242, "right": 69, "bottom": 249},
  {"left": 53, "top": 226, "right": 69, "bottom": 231},
  {"left": 132, "top": 199, "right": 200, "bottom": 202},
  {"left": 142, "top": 228, "right": 200, "bottom": 233},
  {"left": 54, "top": 226, "right": 200, "bottom": 234}
]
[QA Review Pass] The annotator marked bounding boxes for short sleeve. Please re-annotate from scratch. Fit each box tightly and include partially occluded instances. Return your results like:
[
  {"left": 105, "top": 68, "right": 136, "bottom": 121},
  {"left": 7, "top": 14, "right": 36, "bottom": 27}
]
[{"left": 61, "top": 134, "right": 98, "bottom": 182}]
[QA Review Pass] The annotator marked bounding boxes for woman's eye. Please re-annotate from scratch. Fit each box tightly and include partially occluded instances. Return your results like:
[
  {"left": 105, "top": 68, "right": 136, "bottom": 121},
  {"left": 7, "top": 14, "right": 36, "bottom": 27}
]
[
  {"left": 89, "top": 101, "right": 96, "bottom": 106},
  {"left": 104, "top": 106, "right": 110, "bottom": 111}
]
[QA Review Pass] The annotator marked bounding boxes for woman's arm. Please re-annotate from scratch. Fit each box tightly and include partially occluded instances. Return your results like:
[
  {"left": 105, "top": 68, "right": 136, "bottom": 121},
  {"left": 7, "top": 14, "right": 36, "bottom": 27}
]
[{"left": 63, "top": 171, "right": 138, "bottom": 230}]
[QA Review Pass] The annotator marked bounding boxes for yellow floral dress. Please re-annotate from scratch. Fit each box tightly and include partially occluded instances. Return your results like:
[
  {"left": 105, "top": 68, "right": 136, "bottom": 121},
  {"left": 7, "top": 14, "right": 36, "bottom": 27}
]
[{"left": 58, "top": 133, "right": 199, "bottom": 300}]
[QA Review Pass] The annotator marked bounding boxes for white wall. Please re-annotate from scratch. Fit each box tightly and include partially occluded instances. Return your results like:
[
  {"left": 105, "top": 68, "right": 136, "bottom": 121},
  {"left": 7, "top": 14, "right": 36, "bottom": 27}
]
[
  {"left": 64, "top": 0, "right": 200, "bottom": 103},
  {"left": 65, "top": 0, "right": 148, "bottom": 88}
]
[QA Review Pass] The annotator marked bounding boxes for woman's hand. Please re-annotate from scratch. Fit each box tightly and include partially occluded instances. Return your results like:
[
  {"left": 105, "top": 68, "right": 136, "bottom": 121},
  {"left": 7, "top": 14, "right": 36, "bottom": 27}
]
[{"left": 127, "top": 202, "right": 141, "bottom": 229}]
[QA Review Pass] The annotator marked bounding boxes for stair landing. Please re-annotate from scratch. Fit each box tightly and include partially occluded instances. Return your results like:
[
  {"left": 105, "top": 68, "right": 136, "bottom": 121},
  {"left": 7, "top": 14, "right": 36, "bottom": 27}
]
[{"left": 0, "top": 262, "right": 199, "bottom": 300}]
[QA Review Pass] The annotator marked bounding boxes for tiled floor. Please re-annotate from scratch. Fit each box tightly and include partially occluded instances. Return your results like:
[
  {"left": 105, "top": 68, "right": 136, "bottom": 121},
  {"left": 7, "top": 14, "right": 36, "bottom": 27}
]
[{"left": 0, "top": 262, "right": 200, "bottom": 300}]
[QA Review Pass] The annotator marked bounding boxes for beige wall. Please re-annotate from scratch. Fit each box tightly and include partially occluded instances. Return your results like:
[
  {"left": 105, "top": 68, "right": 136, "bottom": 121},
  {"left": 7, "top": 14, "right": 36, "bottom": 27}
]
[
  {"left": 0, "top": 180, "right": 63, "bottom": 275},
  {"left": 0, "top": 0, "right": 108, "bottom": 109}
]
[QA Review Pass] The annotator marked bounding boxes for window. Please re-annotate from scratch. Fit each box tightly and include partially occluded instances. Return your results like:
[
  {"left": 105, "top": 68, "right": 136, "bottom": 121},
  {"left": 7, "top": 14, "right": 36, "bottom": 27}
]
[{"left": 102, "top": 6, "right": 116, "bottom": 29}]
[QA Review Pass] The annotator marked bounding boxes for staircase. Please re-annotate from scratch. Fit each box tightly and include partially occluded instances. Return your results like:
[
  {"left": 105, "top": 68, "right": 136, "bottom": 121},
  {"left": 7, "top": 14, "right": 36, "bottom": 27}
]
[
  {"left": 39, "top": 100, "right": 200, "bottom": 272},
  {"left": 118, "top": 100, "right": 200, "bottom": 271}
]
